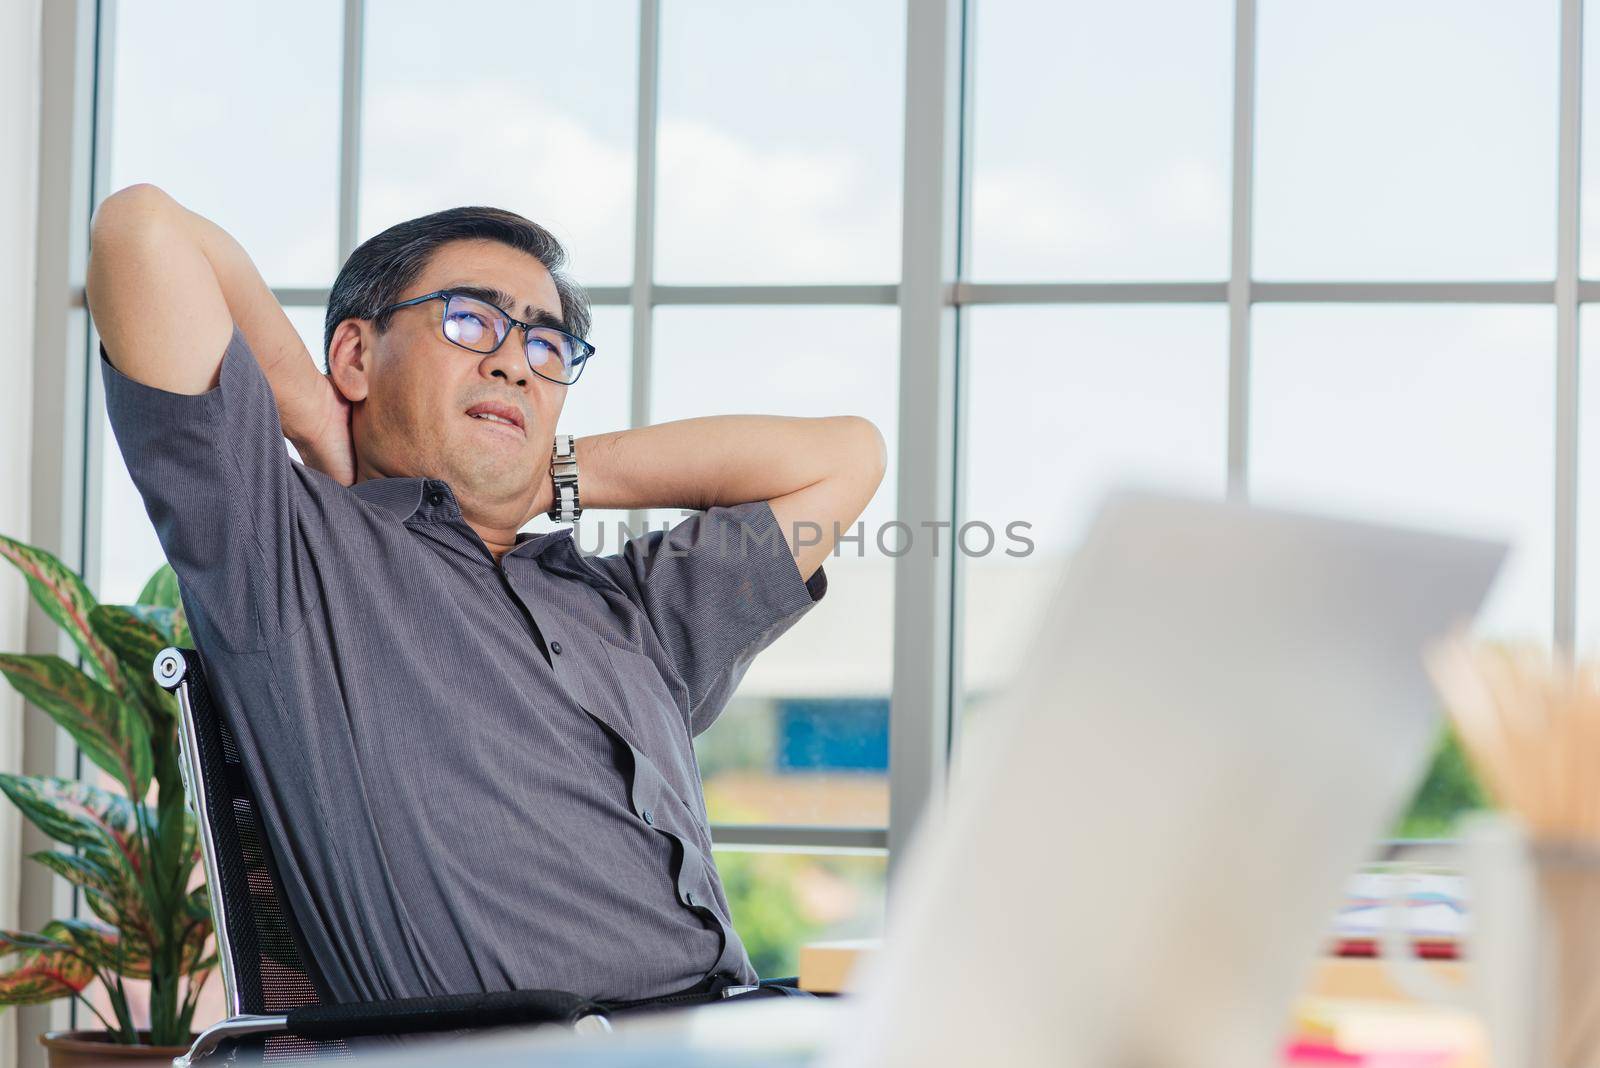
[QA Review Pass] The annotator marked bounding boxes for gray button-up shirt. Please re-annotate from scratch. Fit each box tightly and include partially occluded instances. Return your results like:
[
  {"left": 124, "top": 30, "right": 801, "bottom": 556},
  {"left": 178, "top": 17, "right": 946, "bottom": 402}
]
[{"left": 100, "top": 323, "right": 827, "bottom": 1003}]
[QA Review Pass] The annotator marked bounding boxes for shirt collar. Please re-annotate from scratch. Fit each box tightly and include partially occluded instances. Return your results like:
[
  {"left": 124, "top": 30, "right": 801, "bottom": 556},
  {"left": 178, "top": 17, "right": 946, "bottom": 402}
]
[
  {"left": 349, "top": 477, "right": 430, "bottom": 521},
  {"left": 348, "top": 477, "right": 572, "bottom": 559}
]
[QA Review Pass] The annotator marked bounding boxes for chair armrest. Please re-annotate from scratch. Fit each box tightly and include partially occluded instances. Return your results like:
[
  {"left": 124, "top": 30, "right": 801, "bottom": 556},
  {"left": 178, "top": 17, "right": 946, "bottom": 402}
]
[{"left": 285, "top": 988, "right": 606, "bottom": 1040}]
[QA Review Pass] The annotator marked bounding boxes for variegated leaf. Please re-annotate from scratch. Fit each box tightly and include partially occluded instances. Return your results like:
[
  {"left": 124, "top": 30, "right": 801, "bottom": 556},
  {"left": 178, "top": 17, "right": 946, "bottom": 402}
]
[
  {"left": 0, "top": 923, "right": 96, "bottom": 1005},
  {"left": 0, "top": 776, "right": 142, "bottom": 882},
  {"left": 90, "top": 605, "right": 178, "bottom": 721},
  {"left": 0, "top": 534, "right": 124, "bottom": 696},
  {"left": 0, "top": 929, "right": 74, "bottom": 956},
  {"left": 47, "top": 919, "right": 149, "bottom": 980},
  {"left": 122, "top": 605, "right": 178, "bottom": 645},
  {"left": 0, "top": 655, "right": 152, "bottom": 796},
  {"left": 29, "top": 851, "right": 151, "bottom": 945}
]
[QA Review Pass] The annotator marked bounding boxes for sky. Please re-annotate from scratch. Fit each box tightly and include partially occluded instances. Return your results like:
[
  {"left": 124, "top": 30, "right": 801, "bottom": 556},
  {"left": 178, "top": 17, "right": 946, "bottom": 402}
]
[{"left": 93, "top": 0, "right": 1600, "bottom": 700}]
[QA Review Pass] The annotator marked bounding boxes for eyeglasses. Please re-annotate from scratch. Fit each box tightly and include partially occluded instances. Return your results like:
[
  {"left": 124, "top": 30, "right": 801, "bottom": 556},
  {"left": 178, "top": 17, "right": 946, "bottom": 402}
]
[{"left": 376, "top": 288, "right": 595, "bottom": 386}]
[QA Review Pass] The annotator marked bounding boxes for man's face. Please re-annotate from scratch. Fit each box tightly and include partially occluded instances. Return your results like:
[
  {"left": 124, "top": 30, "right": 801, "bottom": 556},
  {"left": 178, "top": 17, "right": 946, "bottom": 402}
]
[{"left": 334, "top": 238, "right": 569, "bottom": 524}]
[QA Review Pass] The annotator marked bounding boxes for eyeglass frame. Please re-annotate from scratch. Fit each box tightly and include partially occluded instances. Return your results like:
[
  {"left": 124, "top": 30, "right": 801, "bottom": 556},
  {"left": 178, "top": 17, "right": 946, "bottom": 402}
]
[{"left": 374, "top": 287, "right": 596, "bottom": 386}]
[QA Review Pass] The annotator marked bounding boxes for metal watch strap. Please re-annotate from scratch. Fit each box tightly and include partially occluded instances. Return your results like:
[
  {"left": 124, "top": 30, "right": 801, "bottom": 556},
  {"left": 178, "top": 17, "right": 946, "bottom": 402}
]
[{"left": 548, "top": 433, "right": 582, "bottom": 522}]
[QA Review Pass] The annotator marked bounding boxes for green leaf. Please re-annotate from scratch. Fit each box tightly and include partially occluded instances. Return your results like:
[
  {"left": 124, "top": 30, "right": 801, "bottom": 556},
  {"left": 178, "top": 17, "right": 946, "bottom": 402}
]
[
  {"left": 183, "top": 883, "right": 211, "bottom": 925},
  {"left": 136, "top": 565, "right": 180, "bottom": 610},
  {"left": 89, "top": 605, "right": 178, "bottom": 721},
  {"left": 136, "top": 566, "right": 190, "bottom": 648},
  {"left": 0, "top": 776, "right": 142, "bottom": 881},
  {"left": 174, "top": 911, "right": 211, "bottom": 973},
  {"left": 0, "top": 534, "right": 124, "bottom": 696},
  {"left": 0, "top": 655, "right": 152, "bottom": 796}
]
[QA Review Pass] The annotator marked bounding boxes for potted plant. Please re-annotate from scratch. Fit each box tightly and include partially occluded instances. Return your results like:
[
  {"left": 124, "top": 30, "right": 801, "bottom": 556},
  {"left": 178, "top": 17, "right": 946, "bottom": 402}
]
[{"left": 0, "top": 535, "right": 214, "bottom": 1065}]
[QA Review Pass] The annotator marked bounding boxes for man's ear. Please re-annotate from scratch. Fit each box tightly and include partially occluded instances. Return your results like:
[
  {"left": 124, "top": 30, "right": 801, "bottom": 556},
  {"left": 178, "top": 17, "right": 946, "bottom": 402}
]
[{"left": 326, "top": 320, "right": 372, "bottom": 403}]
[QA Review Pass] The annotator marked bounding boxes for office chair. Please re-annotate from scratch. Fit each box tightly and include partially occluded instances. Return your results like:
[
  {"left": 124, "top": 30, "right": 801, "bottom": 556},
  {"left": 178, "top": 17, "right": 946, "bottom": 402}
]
[{"left": 152, "top": 646, "right": 616, "bottom": 1066}]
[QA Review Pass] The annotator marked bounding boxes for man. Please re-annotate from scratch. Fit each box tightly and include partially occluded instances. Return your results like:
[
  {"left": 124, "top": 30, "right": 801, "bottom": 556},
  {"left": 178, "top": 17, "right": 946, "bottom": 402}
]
[{"left": 84, "top": 184, "right": 886, "bottom": 1007}]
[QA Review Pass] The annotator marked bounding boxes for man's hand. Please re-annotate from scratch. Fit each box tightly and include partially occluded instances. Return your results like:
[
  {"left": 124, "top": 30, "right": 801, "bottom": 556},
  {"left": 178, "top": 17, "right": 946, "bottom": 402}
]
[
  {"left": 290, "top": 377, "right": 356, "bottom": 487},
  {"left": 571, "top": 416, "right": 886, "bottom": 581}
]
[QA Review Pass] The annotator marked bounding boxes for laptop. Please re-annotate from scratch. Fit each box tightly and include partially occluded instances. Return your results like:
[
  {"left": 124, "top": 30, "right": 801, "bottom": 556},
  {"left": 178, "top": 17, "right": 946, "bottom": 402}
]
[
  {"left": 821, "top": 489, "right": 1505, "bottom": 1068},
  {"left": 369, "top": 489, "right": 1507, "bottom": 1067}
]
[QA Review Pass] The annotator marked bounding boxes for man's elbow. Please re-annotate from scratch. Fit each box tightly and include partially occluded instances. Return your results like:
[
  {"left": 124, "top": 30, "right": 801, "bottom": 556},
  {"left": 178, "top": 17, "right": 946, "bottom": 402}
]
[
  {"left": 834, "top": 415, "right": 887, "bottom": 489},
  {"left": 87, "top": 184, "right": 179, "bottom": 312},
  {"left": 87, "top": 183, "right": 176, "bottom": 282},
  {"left": 91, "top": 183, "right": 176, "bottom": 242}
]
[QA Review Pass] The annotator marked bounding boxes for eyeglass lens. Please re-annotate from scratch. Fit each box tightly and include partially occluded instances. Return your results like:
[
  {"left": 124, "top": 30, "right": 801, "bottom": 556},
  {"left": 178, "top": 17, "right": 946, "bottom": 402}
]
[{"left": 440, "top": 293, "right": 581, "bottom": 383}]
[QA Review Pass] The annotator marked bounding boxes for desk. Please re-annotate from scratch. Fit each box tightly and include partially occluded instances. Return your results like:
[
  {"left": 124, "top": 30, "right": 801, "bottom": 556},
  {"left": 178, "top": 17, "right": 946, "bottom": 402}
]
[
  {"left": 798, "top": 940, "right": 1486, "bottom": 1067},
  {"left": 800, "top": 939, "right": 1469, "bottom": 999}
]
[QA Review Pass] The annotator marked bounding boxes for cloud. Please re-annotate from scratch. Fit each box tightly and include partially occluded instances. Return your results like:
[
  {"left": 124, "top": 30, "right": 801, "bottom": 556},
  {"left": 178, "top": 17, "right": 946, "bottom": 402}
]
[
  {"left": 359, "top": 83, "right": 903, "bottom": 287},
  {"left": 971, "top": 159, "right": 1228, "bottom": 279},
  {"left": 653, "top": 118, "right": 900, "bottom": 283},
  {"left": 360, "top": 83, "right": 637, "bottom": 282}
]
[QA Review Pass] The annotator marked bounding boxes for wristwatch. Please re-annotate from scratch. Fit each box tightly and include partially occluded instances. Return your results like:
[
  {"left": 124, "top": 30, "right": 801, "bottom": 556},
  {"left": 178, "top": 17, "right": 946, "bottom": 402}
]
[{"left": 547, "top": 433, "right": 582, "bottom": 523}]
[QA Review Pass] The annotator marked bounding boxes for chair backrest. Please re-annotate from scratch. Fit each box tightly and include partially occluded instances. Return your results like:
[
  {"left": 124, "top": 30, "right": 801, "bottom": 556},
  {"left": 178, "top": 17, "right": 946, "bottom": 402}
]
[{"left": 154, "top": 646, "right": 347, "bottom": 1060}]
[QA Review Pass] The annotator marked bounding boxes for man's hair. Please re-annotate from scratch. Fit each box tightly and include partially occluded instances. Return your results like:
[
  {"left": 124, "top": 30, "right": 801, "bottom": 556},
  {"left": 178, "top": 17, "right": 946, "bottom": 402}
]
[{"left": 321, "top": 205, "right": 592, "bottom": 371}]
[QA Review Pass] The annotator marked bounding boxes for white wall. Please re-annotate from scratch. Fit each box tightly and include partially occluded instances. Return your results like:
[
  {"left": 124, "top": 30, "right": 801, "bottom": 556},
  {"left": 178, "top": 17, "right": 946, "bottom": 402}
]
[{"left": 0, "top": 1, "right": 41, "bottom": 1065}]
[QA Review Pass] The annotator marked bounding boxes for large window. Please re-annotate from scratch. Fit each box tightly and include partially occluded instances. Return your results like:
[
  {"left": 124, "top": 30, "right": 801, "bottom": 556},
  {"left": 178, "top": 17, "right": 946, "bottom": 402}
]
[
  {"left": 77, "top": 0, "right": 1600, "bottom": 1029},
  {"left": 958, "top": 0, "right": 1585, "bottom": 845}
]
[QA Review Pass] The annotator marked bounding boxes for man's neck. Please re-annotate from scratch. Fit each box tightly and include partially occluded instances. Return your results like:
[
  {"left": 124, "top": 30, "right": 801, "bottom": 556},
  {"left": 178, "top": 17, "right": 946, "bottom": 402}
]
[
  {"left": 354, "top": 460, "right": 530, "bottom": 563},
  {"left": 469, "top": 522, "right": 518, "bottom": 564}
]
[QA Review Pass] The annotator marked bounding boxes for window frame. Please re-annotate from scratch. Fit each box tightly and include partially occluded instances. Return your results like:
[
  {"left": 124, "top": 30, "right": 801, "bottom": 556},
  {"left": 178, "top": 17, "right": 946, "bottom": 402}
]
[{"left": 39, "top": 0, "right": 1590, "bottom": 957}]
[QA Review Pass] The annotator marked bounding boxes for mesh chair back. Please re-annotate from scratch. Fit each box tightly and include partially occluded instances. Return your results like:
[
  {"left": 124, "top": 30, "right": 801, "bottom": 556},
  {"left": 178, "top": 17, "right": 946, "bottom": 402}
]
[{"left": 167, "top": 647, "right": 349, "bottom": 1061}]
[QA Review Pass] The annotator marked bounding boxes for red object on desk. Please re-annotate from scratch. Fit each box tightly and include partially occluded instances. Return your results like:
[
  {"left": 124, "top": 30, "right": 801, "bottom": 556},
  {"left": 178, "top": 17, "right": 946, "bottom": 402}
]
[
  {"left": 1333, "top": 938, "right": 1459, "bottom": 961},
  {"left": 1283, "top": 1040, "right": 1454, "bottom": 1066}
]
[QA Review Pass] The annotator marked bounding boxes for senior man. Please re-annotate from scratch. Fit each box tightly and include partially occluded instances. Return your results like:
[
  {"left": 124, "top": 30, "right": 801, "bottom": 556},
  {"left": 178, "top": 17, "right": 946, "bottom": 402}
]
[{"left": 84, "top": 185, "right": 886, "bottom": 1008}]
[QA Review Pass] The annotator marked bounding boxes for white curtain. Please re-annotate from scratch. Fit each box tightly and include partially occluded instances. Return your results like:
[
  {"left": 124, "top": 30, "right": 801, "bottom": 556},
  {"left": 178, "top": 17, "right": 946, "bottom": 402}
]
[{"left": 0, "top": 2, "right": 42, "bottom": 1066}]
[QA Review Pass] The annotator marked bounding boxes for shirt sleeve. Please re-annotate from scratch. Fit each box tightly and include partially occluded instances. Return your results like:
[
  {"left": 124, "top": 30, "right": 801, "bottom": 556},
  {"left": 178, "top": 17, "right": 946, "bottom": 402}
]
[
  {"left": 100, "top": 323, "right": 321, "bottom": 652},
  {"left": 581, "top": 500, "right": 827, "bottom": 737}
]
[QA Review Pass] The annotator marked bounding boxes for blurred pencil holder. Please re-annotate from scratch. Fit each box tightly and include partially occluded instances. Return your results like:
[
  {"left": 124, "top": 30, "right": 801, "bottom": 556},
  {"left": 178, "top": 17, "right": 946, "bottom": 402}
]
[
  {"left": 1521, "top": 835, "right": 1600, "bottom": 1068},
  {"left": 1390, "top": 821, "right": 1600, "bottom": 1068},
  {"left": 1386, "top": 637, "right": 1600, "bottom": 1068}
]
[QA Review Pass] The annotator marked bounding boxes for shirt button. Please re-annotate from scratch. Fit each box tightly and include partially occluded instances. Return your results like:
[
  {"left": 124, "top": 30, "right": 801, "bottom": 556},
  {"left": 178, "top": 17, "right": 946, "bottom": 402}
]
[
  {"left": 426, "top": 490, "right": 444, "bottom": 506},
  {"left": 684, "top": 890, "right": 697, "bottom": 907},
  {"left": 641, "top": 808, "right": 654, "bottom": 825},
  {"left": 550, "top": 640, "right": 562, "bottom": 655}
]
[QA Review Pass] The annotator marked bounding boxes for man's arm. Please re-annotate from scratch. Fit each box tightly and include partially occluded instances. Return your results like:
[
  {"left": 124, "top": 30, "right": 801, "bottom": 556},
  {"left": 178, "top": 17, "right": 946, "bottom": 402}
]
[
  {"left": 86, "top": 183, "right": 355, "bottom": 484},
  {"left": 559, "top": 415, "right": 888, "bottom": 582}
]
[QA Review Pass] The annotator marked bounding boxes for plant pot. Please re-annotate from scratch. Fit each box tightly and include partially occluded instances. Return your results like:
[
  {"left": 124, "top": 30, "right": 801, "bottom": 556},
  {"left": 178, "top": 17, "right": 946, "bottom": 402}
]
[{"left": 39, "top": 1030, "right": 191, "bottom": 1068}]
